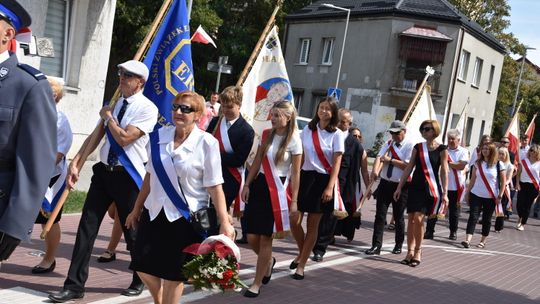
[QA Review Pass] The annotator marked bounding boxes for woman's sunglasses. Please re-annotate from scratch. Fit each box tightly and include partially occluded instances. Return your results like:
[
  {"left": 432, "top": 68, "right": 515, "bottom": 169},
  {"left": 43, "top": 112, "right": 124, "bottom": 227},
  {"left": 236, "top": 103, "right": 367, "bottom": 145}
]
[{"left": 172, "top": 104, "right": 196, "bottom": 113}]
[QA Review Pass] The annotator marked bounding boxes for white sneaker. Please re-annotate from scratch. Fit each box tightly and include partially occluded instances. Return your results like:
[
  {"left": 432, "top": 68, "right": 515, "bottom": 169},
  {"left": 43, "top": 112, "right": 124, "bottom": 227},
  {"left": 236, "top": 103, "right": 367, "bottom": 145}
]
[{"left": 517, "top": 224, "right": 524, "bottom": 231}]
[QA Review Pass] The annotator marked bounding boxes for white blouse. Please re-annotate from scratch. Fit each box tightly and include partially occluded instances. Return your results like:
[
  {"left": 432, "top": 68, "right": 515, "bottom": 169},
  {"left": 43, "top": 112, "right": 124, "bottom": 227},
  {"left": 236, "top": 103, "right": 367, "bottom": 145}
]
[
  {"left": 471, "top": 160, "right": 505, "bottom": 199},
  {"left": 144, "top": 126, "right": 224, "bottom": 222},
  {"left": 301, "top": 124, "right": 344, "bottom": 174},
  {"left": 520, "top": 159, "right": 540, "bottom": 184},
  {"left": 259, "top": 132, "right": 303, "bottom": 177},
  {"left": 53, "top": 111, "right": 73, "bottom": 176},
  {"left": 447, "top": 146, "right": 469, "bottom": 191}
]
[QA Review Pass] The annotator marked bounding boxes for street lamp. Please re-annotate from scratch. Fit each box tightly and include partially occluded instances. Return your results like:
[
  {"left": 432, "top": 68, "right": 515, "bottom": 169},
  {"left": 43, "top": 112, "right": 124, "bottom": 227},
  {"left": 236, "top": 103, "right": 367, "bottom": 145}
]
[
  {"left": 321, "top": 3, "right": 351, "bottom": 92},
  {"left": 511, "top": 46, "right": 536, "bottom": 116}
]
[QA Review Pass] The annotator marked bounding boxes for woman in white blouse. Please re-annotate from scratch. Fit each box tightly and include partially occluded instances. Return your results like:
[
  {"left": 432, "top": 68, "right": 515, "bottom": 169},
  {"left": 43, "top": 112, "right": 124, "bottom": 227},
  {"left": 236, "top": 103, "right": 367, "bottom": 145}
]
[
  {"left": 495, "top": 147, "right": 515, "bottom": 232},
  {"left": 289, "top": 97, "right": 343, "bottom": 280},
  {"left": 462, "top": 142, "right": 506, "bottom": 248},
  {"left": 515, "top": 144, "right": 540, "bottom": 231},
  {"left": 125, "top": 91, "right": 234, "bottom": 304},
  {"left": 241, "top": 101, "right": 302, "bottom": 297}
]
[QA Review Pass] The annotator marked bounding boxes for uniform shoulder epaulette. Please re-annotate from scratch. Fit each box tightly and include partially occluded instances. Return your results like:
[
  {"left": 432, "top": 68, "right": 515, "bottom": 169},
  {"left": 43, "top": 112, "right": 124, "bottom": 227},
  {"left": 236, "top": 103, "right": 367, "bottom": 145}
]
[{"left": 18, "top": 63, "right": 47, "bottom": 80}]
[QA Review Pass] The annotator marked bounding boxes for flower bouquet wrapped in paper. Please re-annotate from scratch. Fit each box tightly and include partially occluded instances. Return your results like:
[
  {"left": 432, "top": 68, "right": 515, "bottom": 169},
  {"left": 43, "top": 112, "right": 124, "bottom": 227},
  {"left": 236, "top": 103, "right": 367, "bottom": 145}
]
[{"left": 183, "top": 234, "right": 246, "bottom": 292}]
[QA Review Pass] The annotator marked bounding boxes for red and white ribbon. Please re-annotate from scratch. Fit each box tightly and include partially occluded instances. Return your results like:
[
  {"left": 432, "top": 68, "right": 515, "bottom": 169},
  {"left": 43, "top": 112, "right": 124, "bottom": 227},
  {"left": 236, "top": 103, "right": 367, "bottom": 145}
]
[
  {"left": 448, "top": 152, "right": 465, "bottom": 203},
  {"left": 418, "top": 143, "right": 444, "bottom": 217},
  {"left": 521, "top": 158, "right": 540, "bottom": 191},
  {"left": 476, "top": 161, "right": 504, "bottom": 217}
]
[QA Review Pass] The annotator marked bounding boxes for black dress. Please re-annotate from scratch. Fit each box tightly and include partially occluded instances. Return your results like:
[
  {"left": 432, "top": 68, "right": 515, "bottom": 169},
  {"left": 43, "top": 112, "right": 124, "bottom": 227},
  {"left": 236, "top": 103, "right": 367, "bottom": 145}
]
[
  {"left": 244, "top": 174, "right": 287, "bottom": 236},
  {"left": 407, "top": 143, "right": 447, "bottom": 215}
]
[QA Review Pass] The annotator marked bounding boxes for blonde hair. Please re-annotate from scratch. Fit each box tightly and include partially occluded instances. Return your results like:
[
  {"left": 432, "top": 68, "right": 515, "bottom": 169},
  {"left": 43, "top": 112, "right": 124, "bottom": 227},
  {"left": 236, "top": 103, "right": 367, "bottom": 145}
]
[
  {"left": 173, "top": 91, "right": 205, "bottom": 116},
  {"left": 420, "top": 120, "right": 441, "bottom": 137},
  {"left": 528, "top": 144, "right": 540, "bottom": 163},
  {"left": 261, "top": 101, "right": 297, "bottom": 164},
  {"left": 48, "top": 78, "right": 64, "bottom": 103},
  {"left": 478, "top": 142, "right": 498, "bottom": 167},
  {"left": 498, "top": 147, "right": 510, "bottom": 165},
  {"left": 220, "top": 86, "right": 242, "bottom": 106}
]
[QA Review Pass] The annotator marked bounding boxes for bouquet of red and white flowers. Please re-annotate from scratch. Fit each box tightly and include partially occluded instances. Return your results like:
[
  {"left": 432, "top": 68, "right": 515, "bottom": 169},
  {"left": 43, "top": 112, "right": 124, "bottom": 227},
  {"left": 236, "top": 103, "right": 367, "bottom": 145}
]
[{"left": 183, "top": 234, "right": 246, "bottom": 292}]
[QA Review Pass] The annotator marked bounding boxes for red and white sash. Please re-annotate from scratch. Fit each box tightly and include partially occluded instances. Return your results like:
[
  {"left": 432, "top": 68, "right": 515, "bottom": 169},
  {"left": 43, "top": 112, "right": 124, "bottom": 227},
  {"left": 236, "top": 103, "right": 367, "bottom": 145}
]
[
  {"left": 476, "top": 161, "right": 504, "bottom": 217},
  {"left": 448, "top": 152, "right": 465, "bottom": 203},
  {"left": 261, "top": 129, "right": 292, "bottom": 233},
  {"left": 384, "top": 140, "right": 412, "bottom": 182},
  {"left": 214, "top": 117, "right": 245, "bottom": 215},
  {"left": 521, "top": 158, "right": 540, "bottom": 191},
  {"left": 417, "top": 143, "right": 445, "bottom": 217},
  {"left": 311, "top": 127, "right": 346, "bottom": 214}
]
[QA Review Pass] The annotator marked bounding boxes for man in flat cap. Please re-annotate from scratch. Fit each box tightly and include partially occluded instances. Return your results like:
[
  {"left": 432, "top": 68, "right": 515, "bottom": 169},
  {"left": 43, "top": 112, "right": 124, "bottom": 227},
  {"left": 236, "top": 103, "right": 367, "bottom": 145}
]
[
  {"left": 0, "top": 0, "right": 57, "bottom": 263},
  {"left": 49, "top": 60, "right": 158, "bottom": 303}
]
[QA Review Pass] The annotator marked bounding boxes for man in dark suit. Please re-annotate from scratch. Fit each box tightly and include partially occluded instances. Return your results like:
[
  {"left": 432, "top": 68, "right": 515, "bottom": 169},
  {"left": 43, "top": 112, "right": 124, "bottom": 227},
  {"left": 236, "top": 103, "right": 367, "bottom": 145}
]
[
  {"left": 206, "top": 86, "right": 254, "bottom": 243},
  {"left": 312, "top": 109, "right": 367, "bottom": 261},
  {"left": 0, "top": 0, "right": 57, "bottom": 263}
]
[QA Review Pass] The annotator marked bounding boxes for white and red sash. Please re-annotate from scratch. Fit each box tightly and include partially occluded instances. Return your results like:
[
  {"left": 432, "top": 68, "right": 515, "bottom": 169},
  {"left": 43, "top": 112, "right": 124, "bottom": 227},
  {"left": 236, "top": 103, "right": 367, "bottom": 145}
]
[
  {"left": 521, "top": 158, "right": 540, "bottom": 191},
  {"left": 384, "top": 140, "right": 412, "bottom": 182},
  {"left": 214, "top": 117, "right": 245, "bottom": 215},
  {"left": 311, "top": 127, "right": 346, "bottom": 216},
  {"left": 261, "top": 129, "right": 292, "bottom": 233},
  {"left": 448, "top": 152, "right": 465, "bottom": 203},
  {"left": 476, "top": 161, "right": 504, "bottom": 217},
  {"left": 417, "top": 143, "right": 445, "bottom": 217}
]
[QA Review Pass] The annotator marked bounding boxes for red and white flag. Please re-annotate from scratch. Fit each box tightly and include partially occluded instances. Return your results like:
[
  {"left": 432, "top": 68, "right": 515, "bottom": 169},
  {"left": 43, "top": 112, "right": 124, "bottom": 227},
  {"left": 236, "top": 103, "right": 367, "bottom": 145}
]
[
  {"left": 525, "top": 113, "right": 537, "bottom": 142},
  {"left": 191, "top": 25, "right": 217, "bottom": 48},
  {"left": 505, "top": 111, "right": 520, "bottom": 160}
]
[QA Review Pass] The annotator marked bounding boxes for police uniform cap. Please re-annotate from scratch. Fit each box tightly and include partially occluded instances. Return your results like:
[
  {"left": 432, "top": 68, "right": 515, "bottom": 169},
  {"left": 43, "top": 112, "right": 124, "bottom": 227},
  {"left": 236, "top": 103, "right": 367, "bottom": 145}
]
[
  {"left": 0, "top": 0, "right": 31, "bottom": 32},
  {"left": 117, "top": 60, "right": 149, "bottom": 82}
]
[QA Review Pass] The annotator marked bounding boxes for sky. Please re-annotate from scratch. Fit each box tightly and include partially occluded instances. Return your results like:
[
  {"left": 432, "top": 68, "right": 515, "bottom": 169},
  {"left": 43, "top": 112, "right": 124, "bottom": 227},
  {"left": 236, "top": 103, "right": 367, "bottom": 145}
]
[{"left": 508, "top": 0, "right": 540, "bottom": 64}]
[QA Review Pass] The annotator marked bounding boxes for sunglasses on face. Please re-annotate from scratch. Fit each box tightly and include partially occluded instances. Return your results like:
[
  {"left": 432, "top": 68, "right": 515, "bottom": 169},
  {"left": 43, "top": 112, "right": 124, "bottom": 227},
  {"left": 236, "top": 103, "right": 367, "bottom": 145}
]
[
  {"left": 420, "top": 127, "right": 434, "bottom": 132},
  {"left": 501, "top": 141, "right": 510, "bottom": 144},
  {"left": 117, "top": 70, "right": 138, "bottom": 78},
  {"left": 172, "top": 103, "right": 196, "bottom": 114},
  {"left": 353, "top": 134, "right": 362, "bottom": 139},
  {"left": 389, "top": 131, "right": 401, "bottom": 135}
]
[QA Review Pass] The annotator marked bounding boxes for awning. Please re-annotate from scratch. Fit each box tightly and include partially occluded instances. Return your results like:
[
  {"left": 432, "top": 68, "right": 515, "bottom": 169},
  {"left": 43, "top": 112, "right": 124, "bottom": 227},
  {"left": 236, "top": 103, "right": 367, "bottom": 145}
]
[{"left": 400, "top": 26, "right": 452, "bottom": 42}]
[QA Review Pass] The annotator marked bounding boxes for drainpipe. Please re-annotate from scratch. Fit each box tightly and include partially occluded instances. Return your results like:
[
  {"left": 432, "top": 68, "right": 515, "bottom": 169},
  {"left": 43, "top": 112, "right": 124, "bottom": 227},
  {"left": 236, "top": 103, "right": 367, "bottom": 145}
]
[{"left": 442, "top": 27, "right": 465, "bottom": 141}]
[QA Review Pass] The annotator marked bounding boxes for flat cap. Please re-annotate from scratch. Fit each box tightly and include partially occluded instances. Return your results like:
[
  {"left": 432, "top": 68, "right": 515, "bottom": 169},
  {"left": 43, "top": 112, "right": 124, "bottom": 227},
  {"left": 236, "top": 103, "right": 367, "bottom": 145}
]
[
  {"left": 0, "top": 0, "right": 31, "bottom": 32},
  {"left": 117, "top": 60, "right": 149, "bottom": 82},
  {"left": 388, "top": 120, "right": 406, "bottom": 132}
]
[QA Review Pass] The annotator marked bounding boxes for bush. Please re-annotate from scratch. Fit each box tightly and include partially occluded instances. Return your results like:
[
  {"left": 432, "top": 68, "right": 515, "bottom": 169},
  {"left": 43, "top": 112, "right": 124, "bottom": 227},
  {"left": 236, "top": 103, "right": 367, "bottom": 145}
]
[
  {"left": 63, "top": 190, "right": 87, "bottom": 213},
  {"left": 367, "top": 132, "right": 385, "bottom": 158}
]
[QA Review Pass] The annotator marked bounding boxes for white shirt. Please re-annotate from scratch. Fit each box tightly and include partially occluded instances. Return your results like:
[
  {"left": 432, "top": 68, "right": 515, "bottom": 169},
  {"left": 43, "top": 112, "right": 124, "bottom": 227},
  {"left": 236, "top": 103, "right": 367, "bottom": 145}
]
[
  {"left": 53, "top": 111, "right": 73, "bottom": 176},
  {"left": 226, "top": 116, "right": 239, "bottom": 128},
  {"left": 0, "top": 50, "right": 9, "bottom": 64},
  {"left": 301, "top": 124, "right": 344, "bottom": 174},
  {"left": 377, "top": 139, "right": 414, "bottom": 183},
  {"left": 447, "top": 146, "right": 469, "bottom": 191},
  {"left": 519, "top": 159, "right": 540, "bottom": 183},
  {"left": 144, "top": 126, "right": 224, "bottom": 222},
  {"left": 501, "top": 162, "right": 514, "bottom": 186},
  {"left": 520, "top": 145, "right": 530, "bottom": 161},
  {"left": 206, "top": 101, "right": 220, "bottom": 115},
  {"left": 471, "top": 161, "right": 505, "bottom": 198},
  {"left": 99, "top": 91, "right": 158, "bottom": 178},
  {"left": 259, "top": 132, "right": 303, "bottom": 177},
  {"left": 469, "top": 147, "right": 481, "bottom": 166}
]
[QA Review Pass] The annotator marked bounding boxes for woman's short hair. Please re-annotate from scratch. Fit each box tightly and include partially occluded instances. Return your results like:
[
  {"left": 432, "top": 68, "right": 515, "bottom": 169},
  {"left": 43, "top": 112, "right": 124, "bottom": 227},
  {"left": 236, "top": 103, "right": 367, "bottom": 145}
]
[
  {"left": 528, "top": 144, "right": 540, "bottom": 162},
  {"left": 308, "top": 97, "right": 339, "bottom": 132},
  {"left": 173, "top": 91, "right": 205, "bottom": 116},
  {"left": 498, "top": 146, "right": 510, "bottom": 164},
  {"left": 220, "top": 86, "right": 243, "bottom": 106},
  {"left": 48, "top": 78, "right": 64, "bottom": 103},
  {"left": 420, "top": 120, "right": 441, "bottom": 137}
]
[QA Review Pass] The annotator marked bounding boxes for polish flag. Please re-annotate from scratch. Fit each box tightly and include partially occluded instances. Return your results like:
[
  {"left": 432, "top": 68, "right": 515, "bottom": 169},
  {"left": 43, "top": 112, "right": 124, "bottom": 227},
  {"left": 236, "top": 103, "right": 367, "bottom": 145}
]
[
  {"left": 191, "top": 25, "right": 217, "bottom": 48},
  {"left": 505, "top": 111, "right": 520, "bottom": 160},
  {"left": 525, "top": 113, "right": 537, "bottom": 142}
]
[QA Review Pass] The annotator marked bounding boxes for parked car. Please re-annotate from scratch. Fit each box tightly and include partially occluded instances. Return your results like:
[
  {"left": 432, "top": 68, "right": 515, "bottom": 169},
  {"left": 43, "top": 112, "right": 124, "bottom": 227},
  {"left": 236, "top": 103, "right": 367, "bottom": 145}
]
[{"left": 297, "top": 116, "right": 310, "bottom": 132}]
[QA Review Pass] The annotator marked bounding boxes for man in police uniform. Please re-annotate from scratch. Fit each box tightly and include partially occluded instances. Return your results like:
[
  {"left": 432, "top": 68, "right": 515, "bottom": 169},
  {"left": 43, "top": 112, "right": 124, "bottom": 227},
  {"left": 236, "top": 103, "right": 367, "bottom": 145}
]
[
  {"left": 0, "top": 0, "right": 57, "bottom": 263},
  {"left": 49, "top": 60, "right": 158, "bottom": 303}
]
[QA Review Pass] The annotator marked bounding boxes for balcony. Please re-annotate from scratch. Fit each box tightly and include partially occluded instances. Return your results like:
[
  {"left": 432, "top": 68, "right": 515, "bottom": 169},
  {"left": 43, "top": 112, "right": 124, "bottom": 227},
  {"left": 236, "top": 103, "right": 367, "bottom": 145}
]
[{"left": 390, "top": 66, "right": 442, "bottom": 99}]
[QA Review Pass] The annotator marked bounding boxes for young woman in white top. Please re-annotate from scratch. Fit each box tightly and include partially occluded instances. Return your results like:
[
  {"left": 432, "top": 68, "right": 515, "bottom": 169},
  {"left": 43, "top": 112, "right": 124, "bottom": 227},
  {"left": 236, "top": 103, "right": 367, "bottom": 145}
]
[
  {"left": 241, "top": 101, "right": 302, "bottom": 297},
  {"left": 494, "top": 147, "right": 515, "bottom": 232},
  {"left": 32, "top": 78, "right": 73, "bottom": 274},
  {"left": 125, "top": 91, "right": 234, "bottom": 304},
  {"left": 290, "top": 97, "right": 344, "bottom": 280},
  {"left": 462, "top": 142, "right": 506, "bottom": 248},
  {"left": 515, "top": 144, "right": 540, "bottom": 231}
]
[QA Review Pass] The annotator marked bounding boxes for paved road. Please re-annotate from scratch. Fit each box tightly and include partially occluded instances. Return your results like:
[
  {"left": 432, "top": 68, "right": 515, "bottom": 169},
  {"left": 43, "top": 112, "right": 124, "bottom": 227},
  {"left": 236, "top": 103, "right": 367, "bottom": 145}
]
[{"left": 1, "top": 193, "right": 539, "bottom": 304}]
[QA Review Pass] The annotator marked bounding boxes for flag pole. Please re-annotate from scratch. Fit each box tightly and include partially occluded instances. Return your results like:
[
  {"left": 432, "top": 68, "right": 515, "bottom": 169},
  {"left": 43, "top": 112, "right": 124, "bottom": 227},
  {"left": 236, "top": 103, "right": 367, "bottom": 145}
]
[
  {"left": 504, "top": 98, "right": 523, "bottom": 136},
  {"left": 236, "top": 0, "right": 283, "bottom": 86},
  {"left": 41, "top": 0, "right": 175, "bottom": 239}
]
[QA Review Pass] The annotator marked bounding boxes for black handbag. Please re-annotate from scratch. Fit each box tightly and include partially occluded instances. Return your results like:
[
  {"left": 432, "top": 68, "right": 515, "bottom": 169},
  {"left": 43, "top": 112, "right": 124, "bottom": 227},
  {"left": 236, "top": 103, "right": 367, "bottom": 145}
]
[{"left": 177, "top": 179, "right": 219, "bottom": 235}]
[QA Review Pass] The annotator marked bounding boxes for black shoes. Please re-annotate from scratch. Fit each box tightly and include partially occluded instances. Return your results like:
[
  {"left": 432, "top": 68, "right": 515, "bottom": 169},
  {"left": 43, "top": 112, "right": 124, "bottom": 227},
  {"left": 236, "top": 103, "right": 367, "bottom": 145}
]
[
  {"left": 310, "top": 252, "right": 324, "bottom": 262},
  {"left": 97, "top": 250, "right": 116, "bottom": 263},
  {"left": 48, "top": 289, "right": 84, "bottom": 303},
  {"left": 534, "top": 212, "right": 539, "bottom": 218},
  {"left": 423, "top": 232, "right": 434, "bottom": 240},
  {"left": 449, "top": 232, "right": 457, "bottom": 240},
  {"left": 244, "top": 289, "right": 260, "bottom": 298},
  {"left": 121, "top": 283, "right": 144, "bottom": 296},
  {"left": 365, "top": 246, "right": 381, "bottom": 255},
  {"left": 291, "top": 272, "right": 304, "bottom": 280},
  {"left": 391, "top": 245, "right": 402, "bottom": 254},
  {"left": 289, "top": 260, "right": 299, "bottom": 270},
  {"left": 262, "top": 257, "right": 276, "bottom": 285},
  {"left": 461, "top": 241, "right": 470, "bottom": 249},
  {"left": 31, "top": 260, "right": 56, "bottom": 274}
]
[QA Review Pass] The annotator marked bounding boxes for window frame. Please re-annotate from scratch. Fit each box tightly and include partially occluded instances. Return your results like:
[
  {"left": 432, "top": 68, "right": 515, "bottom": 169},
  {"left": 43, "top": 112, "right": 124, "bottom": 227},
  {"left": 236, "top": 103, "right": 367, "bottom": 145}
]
[
  {"left": 321, "top": 37, "right": 335, "bottom": 65},
  {"left": 471, "top": 57, "right": 483, "bottom": 88},
  {"left": 487, "top": 65, "right": 495, "bottom": 93},
  {"left": 457, "top": 50, "right": 470, "bottom": 81},
  {"left": 41, "top": 0, "right": 70, "bottom": 80},
  {"left": 298, "top": 38, "right": 311, "bottom": 65}
]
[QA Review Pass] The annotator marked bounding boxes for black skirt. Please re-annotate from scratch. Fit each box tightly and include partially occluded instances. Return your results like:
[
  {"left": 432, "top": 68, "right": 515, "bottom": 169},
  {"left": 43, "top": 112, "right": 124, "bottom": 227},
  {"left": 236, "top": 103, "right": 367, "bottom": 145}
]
[
  {"left": 130, "top": 208, "right": 203, "bottom": 281},
  {"left": 244, "top": 174, "right": 286, "bottom": 236},
  {"left": 297, "top": 170, "right": 333, "bottom": 213},
  {"left": 407, "top": 186, "right": 433, "bottom": 215}
]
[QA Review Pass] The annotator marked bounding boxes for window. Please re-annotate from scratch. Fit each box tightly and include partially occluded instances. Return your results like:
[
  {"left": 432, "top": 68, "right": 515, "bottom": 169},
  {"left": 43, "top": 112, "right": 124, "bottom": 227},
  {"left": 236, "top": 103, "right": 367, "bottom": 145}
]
[
  {"left": 472, "top": 57, "right": 483, "bottom": 87},
  {"left": 321, "top": 38, "right": 334, "bottom": 65},
  {"left": 487, "top": 65, "right": 495, "bottom": 92},
  {"left": 478, "top": 120, "right": 486, "bottom": 143},
  {"left": 457, "top": 50, "right": 470, "bottom": 81},
  {"left": 450, "top": 113, "right": 461, "bottom": 129},
  {"left": 299, "top": 39, "right": 311, "bottom": 64},
  {"left": 41, "top": 0, "right": 70, "bottom": 78},
  {"left": 293, "top": 89, "right": 303, "bottom": 111},
  {"left": 465, "top": 117, "right": 474, "bottom": 146}
]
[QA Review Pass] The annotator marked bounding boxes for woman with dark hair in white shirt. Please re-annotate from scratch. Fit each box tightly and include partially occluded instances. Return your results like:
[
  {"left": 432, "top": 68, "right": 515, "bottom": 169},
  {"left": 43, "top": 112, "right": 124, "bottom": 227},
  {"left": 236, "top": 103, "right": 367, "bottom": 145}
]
[
  {"left": 515, "top": 144, "right": 540, "bottom": 231},
  {"left": 126, "top": 91, "right": 234, "bottom": 304}
]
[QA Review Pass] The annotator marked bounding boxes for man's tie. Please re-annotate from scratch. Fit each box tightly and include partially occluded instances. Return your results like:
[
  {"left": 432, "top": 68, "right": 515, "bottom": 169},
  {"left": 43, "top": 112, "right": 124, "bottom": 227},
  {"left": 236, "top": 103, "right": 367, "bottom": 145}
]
[
  {"left": 107, "top": 99, "right": 129, "bottom": 166},
  {"left": 226, "top": 120, "right": 231, "bottom": 129},
  {"left": 387, "top": 142, "right": 401, "bottom": 178}
]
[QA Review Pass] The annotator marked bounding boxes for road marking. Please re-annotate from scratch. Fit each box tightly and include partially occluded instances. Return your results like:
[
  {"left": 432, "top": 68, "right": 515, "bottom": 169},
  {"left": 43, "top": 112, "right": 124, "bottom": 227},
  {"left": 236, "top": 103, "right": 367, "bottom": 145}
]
[
  {"left": 443, "top": 249, "right": 495, "bottom": 256},
  {"left": 0, "top": 287, "right": 48, "bottom": 304}
]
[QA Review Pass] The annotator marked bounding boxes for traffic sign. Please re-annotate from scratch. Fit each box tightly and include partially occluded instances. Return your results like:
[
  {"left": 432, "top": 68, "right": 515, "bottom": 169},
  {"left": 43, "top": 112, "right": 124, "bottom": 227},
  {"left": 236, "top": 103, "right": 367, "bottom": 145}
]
[
  {"left": 327, "top": 87, "right": 342, "bottom": 101},
  {"left": 207, "top": 62, "right": 233, "bottom": 74}
]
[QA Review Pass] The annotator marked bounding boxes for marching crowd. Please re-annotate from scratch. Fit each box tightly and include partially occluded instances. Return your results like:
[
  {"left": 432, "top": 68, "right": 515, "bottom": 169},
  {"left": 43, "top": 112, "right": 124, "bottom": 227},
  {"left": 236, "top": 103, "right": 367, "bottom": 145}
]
[{"left": 1, "top": 2, "right": 540, "bottom": 304}]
